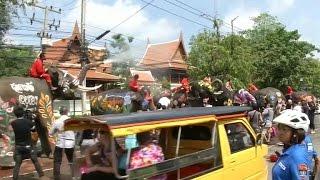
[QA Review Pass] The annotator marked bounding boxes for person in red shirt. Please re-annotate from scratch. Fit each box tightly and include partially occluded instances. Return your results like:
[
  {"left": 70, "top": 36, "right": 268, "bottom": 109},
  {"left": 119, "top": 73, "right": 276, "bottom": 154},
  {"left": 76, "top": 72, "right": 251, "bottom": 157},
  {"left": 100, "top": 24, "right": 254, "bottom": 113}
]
[
  {"left": 248, "top": 83, "right": 258, "bottom": 94},
  {"left": 29, "top": 53, "right": 56, "bottom": 90},
  {"left": 180, "top": 75, "right": 190, "bottom": 93},
  {"left": 129, "top": 74, "right": 140, "bottom": 92}
]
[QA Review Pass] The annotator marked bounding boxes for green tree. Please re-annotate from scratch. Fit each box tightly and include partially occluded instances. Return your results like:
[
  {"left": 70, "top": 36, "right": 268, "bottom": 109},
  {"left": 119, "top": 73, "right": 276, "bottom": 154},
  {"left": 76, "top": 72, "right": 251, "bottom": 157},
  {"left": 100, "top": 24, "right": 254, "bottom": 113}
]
[
  {"left": 0, "top": 0, "right": 13, "bottom": 42},
  {"left": 245, "top": 13, "right": 318, "bottom": 91},
  {"left": 0, "top": 1, "right": 34, "bottom": 77},
  {"left": 110, "top": 34, "right": 134, "bottom": 53},
  {"left": 188, "top": 13, "right": 320, "bottom": 96},
  {"left": 188, "top": 28, "right": 255, "bottom": 89},
  {"left": 107, "top": 33, "right": 136, "bottom": 89},
  {"left": 0, "top": 0, "right": 27, "bottom": 42},
  {"left": 0, "top": 47, "right": 35, "bottom": 77}
]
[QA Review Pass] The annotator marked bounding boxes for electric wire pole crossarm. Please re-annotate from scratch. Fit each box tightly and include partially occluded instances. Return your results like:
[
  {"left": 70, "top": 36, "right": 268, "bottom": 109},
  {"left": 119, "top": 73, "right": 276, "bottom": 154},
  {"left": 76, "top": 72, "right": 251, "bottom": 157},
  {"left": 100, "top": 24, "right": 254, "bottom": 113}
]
[{"left": 28, "top": 1, "right": 61, "bottom": 45}]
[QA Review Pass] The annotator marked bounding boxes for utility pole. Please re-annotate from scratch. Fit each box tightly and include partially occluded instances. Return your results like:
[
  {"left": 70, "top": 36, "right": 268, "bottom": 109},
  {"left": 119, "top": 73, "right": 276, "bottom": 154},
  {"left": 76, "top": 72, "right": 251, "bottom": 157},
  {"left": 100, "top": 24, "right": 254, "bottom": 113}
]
[
  {"left": 213, "top": 0, "right": 220, "bottom": 43},
  {"left": 29, "top": 1, "right": 61, "bottom": 48},
  {"left": 231, "top": 16, "right": 239, "bottom": 35},
  {"left": 231, "top": 16, "right": 239, "bottom": 56},
  {"left": 80, "top": 0, "right": 87, "bottom": 115}
]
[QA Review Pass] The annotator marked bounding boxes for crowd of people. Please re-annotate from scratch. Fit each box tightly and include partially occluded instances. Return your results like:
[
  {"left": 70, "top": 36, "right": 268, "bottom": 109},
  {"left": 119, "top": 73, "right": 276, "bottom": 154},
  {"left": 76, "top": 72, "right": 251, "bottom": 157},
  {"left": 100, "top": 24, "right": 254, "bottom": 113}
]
[
  {"left": 9, "top": 104, "right": 165, "bottom": 180},
  {"left": 7, "top": 59, "right": 320, "bottom": 179}
]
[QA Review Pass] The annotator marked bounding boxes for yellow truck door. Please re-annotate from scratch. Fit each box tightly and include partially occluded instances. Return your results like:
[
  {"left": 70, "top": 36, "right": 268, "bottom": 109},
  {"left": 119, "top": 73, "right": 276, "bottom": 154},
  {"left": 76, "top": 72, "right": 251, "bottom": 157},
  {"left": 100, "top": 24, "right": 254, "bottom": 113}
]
[{"left": 220, "top": 120, "right": 267, "bottom": 180}]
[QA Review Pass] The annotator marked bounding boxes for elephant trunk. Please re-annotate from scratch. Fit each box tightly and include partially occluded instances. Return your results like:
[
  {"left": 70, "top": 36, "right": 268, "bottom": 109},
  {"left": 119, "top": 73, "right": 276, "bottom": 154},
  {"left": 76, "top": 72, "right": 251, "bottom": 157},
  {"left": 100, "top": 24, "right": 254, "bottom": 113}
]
[{"left": 78, "top": 62, "right": 103, "bottom": 85}]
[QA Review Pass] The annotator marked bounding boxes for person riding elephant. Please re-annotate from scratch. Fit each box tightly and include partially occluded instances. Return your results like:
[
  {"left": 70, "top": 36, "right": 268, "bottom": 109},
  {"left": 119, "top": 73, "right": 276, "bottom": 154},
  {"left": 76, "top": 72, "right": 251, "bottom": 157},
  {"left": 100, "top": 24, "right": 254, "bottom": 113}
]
[
  {"left": 248, "top": 83, "right": 258, "bottom": 94},
  {"left": 129, "top": 74, "right": 141, "bottom": 92},
  {"left": 29, "top": 53, "right": 57, "bottom": 90},
  {"left": 234, "top": 89, "right": 257, "bottom": 106},
  {"left": 285, "top": 86, "right": 294, "bottom": 101}
]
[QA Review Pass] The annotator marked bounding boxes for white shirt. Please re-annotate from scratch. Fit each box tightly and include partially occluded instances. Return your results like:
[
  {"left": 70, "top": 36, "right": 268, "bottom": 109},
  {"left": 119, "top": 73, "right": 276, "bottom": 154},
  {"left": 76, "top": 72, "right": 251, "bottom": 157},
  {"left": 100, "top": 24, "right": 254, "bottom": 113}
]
[
  {"left": 158, "top": 97, "right": 171, "bottom": 108},
  {"left": 50, "top": 115, "right": 75, "bottom": 149}
]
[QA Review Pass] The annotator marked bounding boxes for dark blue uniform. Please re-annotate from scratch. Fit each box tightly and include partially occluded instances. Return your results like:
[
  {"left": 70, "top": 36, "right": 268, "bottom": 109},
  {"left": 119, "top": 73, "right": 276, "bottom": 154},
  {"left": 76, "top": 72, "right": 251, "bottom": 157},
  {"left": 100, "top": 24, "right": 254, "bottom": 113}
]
[{"left": 272, "top": 144, "right": 309, "bottom": 180}]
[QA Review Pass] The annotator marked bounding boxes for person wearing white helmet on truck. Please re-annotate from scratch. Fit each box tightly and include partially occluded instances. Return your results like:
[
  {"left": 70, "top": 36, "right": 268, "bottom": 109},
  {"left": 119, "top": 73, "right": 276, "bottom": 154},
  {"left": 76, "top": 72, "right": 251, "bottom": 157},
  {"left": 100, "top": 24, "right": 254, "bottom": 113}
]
[{"left": 272, "top": 109, "right": 310, "bottom": 180}]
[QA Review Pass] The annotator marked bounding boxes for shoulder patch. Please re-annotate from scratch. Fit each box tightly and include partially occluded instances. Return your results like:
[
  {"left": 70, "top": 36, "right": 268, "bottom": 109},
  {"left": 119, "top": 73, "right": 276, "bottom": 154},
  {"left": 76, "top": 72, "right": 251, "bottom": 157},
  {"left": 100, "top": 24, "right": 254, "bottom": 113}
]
[{"left": 298, "top": 164, "right": 308, "bottom": 176}]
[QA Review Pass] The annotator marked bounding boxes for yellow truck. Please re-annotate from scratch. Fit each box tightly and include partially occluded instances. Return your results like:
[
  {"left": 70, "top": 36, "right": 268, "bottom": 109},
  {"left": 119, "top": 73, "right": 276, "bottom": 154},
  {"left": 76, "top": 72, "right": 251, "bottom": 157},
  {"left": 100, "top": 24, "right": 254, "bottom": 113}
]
[{"left": 65, "top": 106, "right": 268, "bottom": 179}]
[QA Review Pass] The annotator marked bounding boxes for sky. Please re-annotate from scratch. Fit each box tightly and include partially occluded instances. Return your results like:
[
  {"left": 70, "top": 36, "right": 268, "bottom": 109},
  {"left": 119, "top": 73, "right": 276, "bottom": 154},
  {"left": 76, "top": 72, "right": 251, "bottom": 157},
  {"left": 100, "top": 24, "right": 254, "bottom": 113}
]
[{"left": 5, "top": 0, "right": 320, "bottom": 59}]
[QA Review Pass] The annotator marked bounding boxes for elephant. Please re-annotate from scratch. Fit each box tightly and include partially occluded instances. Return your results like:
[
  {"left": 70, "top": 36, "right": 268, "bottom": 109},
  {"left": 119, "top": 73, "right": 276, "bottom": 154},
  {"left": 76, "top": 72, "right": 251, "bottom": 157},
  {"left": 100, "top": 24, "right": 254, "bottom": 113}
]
[
  {"left": 0, "top": 64, "right": 101, "bottom": 167},
  {"left": 252, "top": 87, "right": 284, "bottom": 109},
  {"left": 90, "top": 87, "right": 156, "bottom": 115},
  {"left": 188, "top": 79, "right": 233, "bottom": 107}
]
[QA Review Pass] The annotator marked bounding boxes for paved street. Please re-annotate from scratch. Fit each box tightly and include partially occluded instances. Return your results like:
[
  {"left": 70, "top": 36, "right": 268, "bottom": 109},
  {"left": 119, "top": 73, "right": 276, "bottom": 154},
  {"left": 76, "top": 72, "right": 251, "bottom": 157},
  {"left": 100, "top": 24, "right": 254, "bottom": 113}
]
[{"left": 2, "top": 115, "right": 320, "bottom": 179}]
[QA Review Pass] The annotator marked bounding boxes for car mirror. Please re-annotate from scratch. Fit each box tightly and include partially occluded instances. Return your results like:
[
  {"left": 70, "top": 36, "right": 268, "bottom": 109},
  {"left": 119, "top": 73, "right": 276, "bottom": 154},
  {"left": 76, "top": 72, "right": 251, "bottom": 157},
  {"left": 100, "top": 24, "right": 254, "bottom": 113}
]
[{"left": 256, "top": 133, "right": 263, "bottom": 145}]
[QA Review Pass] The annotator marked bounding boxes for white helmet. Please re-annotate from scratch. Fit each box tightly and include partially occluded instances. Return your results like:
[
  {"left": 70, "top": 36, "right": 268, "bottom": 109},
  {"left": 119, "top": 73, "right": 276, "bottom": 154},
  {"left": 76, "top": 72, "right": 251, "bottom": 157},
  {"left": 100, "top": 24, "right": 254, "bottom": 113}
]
[{"left": 273, "top": 109, "right": 310, "bottom": 132}]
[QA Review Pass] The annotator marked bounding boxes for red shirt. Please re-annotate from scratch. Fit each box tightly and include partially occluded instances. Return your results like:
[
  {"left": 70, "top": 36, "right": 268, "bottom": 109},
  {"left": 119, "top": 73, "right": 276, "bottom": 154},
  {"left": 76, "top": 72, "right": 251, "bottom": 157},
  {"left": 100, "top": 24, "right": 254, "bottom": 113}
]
[
  {"left": 181, "top": 78, "right": 189, "bottom": 86},
  {"left": 180, "top": 77, "right": 190, "bottom": 93},
  {"left": 129, "top": 79, "right": 140, "bottom": 92},
  {"left": 29, "top": 58, "right": 45, "bottom": 78}
]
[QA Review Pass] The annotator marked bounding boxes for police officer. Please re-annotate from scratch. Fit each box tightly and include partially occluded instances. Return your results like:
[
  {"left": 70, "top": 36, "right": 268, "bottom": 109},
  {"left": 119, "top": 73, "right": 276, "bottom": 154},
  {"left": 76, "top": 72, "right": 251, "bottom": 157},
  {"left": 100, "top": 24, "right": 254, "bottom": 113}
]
[
  {"left": 272, "top": 109, "right": 310, "bottom": 180},
  {"left": 292, "top": 110, "right": 320, "bottom": 179}
]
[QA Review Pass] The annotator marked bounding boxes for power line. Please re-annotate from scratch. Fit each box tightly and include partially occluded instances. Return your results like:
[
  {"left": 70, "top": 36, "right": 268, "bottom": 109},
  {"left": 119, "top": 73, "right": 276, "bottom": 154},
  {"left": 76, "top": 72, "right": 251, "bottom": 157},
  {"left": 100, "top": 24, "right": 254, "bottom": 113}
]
[
  {"left": 162, "top": 0, "right": 210, "bottom": 20},
  {"left": 86, "top": 24, "right": 147, "bottom": 43},
  {"left": 109, "top": 0, "right": 155, "bottom": 32},
  {"left": 60, "top": 0, "right": 77, "bottom": 8},
  {"left": 171, "top": 0, "right": 210, "bottom": 16},
  {"left": 140, "top": 0, "right": 211, "bottom": 29},
  {"left": 61, "top": 4, "right": 81, "bottom": 12},
  {"left": 169, "top": 0, "right": 243, "bottom": 31},
  {"left": 11, "top": 15, "right": 148, "bottom": 43}
]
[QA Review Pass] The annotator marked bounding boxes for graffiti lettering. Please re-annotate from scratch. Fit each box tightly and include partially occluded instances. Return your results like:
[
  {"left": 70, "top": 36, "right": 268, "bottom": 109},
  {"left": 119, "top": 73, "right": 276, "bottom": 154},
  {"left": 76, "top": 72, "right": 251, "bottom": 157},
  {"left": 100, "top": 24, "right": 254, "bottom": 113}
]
[
  {"left": 18, "top": 95, "right": 38, "bottom": 106},
  {"left": 10, "top": 82, "right": 35, "bottom": 94}
]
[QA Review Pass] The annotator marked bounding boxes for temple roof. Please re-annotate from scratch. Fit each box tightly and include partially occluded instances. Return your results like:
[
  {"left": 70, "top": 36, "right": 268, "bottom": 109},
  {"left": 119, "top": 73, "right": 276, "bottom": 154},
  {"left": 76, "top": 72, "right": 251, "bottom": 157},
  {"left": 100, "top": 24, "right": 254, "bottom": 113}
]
[{"left": 139, "top": 33, "right": 188, "bottom": 70}]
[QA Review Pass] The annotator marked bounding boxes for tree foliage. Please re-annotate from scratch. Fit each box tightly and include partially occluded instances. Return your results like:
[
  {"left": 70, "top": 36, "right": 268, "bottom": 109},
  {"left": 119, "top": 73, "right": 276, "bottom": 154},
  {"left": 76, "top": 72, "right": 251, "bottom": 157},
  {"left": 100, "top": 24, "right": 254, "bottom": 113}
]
[
  {"left": 0, "top": 47, "right": 35, "bottom": 77},
  {"left": 188, "top": 13, "right": 320, "bottom": 96},
  {"left": 188, "top": 30, "right": 255, "bottom": 89},
  {"left": 0, "top": 0, "right": 27, "bottom": 42},
  {"left": 0, "top": 0, "right": 35, "bottom": 77}
]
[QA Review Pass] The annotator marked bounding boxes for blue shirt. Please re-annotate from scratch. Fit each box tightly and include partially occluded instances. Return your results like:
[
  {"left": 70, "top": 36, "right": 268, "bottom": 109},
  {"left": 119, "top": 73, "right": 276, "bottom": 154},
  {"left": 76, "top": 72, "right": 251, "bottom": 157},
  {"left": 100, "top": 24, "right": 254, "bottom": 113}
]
[
  {"left": 272, "top": 144, "right": 309, "bottom": 180},
  {"left": 303, "top": 135, "right": 318, "bottom": 170}
]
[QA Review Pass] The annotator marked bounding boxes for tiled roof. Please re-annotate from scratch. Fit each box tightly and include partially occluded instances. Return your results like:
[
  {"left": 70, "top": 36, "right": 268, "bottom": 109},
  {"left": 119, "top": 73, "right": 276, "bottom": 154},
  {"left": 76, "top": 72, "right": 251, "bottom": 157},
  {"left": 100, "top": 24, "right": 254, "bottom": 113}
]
[
  {"left": 130, "top": 69, "right": 155, "bottom": 84},
  {"left": 63, "top": 68, "right": 120, "bottom": 82},
  {"left": 43, "top": 22, "right": 106, "bottom": 65},
  {"left": 139, "top": 36, "right": 188, "bottom": 70}
]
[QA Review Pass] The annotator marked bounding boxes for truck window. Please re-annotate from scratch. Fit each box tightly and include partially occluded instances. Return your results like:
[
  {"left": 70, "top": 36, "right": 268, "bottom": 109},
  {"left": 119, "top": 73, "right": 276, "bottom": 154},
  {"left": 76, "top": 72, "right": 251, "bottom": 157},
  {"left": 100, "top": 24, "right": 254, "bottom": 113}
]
[
  {"left": 128, "top": 123, "right": 223, "bottom": 179},
  {"left": 172, "top": 126, "right": 211, "bottom": 140},
  {"left": 224, "top": 122, "right": 254, "bottom": 153}
]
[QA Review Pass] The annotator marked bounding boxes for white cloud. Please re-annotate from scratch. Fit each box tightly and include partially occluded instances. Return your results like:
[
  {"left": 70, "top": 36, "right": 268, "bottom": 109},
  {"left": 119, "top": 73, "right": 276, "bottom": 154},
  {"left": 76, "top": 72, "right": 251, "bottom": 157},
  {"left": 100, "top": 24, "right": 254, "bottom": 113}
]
[
  {"left": 224, "top": 8, "right": 261, "bottom": 31},
  {"left": 63, "top": 0, "right": 180, "bottom": 43},
  {"left": 266, "top": 0, "right": 295, "bottom": 14}
]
